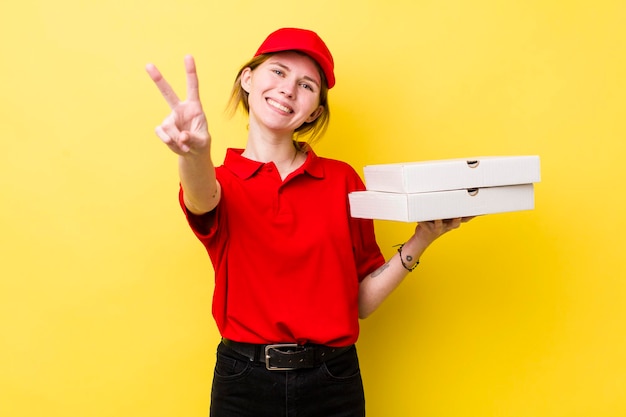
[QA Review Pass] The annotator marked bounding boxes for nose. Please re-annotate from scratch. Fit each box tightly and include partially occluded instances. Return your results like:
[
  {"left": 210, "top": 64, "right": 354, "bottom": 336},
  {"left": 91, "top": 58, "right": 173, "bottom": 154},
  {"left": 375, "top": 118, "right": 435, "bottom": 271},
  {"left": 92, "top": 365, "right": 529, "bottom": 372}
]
[{"left": 279, "top": 79, "right": 296, "bottom": 98}]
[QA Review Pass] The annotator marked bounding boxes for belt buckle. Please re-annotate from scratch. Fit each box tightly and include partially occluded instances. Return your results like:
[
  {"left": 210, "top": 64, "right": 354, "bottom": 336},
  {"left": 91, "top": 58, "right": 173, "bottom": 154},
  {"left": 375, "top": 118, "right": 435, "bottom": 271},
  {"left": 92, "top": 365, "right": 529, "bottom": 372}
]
[{"left": 265, "top": 343, "right": 299, "bottom": 371}]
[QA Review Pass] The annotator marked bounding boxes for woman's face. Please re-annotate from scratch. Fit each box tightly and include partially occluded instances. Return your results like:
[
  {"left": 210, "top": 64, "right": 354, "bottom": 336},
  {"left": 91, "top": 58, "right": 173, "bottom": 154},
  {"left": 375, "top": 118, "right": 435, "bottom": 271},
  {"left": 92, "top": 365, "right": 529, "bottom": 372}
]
[{"left": 241, "top": 51, "right": 324, "bottom": 135}]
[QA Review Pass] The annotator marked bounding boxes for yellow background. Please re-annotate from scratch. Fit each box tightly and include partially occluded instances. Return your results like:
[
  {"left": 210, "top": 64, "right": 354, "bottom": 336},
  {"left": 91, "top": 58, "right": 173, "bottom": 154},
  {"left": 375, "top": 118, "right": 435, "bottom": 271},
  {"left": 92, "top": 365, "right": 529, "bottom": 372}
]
[{"left": 1, "top": 1, "right": 625, "bottom": 416}]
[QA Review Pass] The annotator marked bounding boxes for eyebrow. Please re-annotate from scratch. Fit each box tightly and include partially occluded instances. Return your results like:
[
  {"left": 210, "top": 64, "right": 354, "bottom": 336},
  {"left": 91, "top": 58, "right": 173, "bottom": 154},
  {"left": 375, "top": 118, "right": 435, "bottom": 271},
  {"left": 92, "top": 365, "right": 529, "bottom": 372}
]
[{"left": 268, "top": 61, "right": 321, "bottom": 89}]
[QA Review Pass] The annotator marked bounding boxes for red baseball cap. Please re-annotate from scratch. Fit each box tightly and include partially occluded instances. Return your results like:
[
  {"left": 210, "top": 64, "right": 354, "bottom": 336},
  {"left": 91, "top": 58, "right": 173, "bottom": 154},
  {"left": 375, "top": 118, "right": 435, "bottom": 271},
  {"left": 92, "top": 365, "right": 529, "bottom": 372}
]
[{"left": 254, "top": 27, "right": 335, "bottom": 89}]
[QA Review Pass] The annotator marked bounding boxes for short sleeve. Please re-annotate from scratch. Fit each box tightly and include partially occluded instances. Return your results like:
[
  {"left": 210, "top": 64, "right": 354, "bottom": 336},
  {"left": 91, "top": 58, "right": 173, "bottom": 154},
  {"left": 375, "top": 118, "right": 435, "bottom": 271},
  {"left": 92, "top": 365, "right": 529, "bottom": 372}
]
[{"left": 178, "top": 185, "right": 219, "bottom": 242}]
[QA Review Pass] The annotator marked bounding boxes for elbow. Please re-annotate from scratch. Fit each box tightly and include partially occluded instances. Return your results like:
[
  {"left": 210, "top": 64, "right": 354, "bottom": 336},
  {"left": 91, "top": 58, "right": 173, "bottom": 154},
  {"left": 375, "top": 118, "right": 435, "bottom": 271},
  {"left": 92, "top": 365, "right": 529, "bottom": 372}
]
[
  {"left": 357, "top": 285, "right": 377, "bottom": 319},
  {"left": 358, "top": 304, "right": 374, "bottom": 320},
  {"left": 184, "top": 183, "right": 221, "bottom": 214}
]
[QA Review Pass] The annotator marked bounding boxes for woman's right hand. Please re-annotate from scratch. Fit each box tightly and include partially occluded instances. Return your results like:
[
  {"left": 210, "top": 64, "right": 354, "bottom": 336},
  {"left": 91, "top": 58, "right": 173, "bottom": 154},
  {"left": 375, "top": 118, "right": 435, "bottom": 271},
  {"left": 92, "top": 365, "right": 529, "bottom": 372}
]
[{"left": 146, "top": 55, "right": 210, "bottom": 156}]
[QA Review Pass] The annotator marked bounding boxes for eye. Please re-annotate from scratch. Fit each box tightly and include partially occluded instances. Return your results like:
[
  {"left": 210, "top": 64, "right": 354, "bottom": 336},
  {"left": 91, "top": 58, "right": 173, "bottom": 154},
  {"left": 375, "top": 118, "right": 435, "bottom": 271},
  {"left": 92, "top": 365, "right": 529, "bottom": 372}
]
[
  {"left": 300, "top": 82, "right": 317, "bottom": 92},
  {"left": 272, "top": 68, "right": 284, "bottom": 76}
]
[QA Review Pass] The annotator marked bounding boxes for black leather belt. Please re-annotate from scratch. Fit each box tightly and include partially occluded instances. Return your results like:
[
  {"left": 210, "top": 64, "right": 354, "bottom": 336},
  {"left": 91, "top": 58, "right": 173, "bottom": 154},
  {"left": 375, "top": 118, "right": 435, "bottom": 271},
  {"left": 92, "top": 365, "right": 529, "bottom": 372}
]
[{"left": 222, "top": 338, "right": 352, "bottom": 371}]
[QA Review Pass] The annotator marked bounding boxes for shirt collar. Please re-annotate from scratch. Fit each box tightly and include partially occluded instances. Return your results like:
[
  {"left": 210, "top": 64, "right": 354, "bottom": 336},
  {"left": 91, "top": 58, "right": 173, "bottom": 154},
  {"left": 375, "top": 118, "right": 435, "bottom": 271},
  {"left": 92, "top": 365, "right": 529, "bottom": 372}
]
[{"left": 223, "top": 146, "right": 325, "bottom": 180}]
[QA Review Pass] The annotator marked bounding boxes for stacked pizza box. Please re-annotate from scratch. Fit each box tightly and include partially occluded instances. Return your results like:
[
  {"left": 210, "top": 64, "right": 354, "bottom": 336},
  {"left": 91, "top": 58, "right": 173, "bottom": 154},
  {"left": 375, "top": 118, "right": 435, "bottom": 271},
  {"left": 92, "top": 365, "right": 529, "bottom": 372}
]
[{"left": 348, "top": 156, "right": 541, "bottom": 222}]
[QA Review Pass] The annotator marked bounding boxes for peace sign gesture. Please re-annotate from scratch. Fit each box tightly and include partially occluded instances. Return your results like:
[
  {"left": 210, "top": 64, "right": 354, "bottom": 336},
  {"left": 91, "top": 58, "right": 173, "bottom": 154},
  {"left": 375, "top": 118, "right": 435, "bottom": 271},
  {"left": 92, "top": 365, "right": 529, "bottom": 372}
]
[{"left": 146, "top": 55, "right": 210, "bottom": 155}]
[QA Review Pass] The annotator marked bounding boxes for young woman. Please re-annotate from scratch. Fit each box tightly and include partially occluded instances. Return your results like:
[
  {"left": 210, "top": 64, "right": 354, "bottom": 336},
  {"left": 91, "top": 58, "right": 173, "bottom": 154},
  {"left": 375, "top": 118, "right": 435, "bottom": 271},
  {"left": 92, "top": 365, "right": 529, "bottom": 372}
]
[{"left": 146, "top": 27, "right": 470, "bottom": 417}]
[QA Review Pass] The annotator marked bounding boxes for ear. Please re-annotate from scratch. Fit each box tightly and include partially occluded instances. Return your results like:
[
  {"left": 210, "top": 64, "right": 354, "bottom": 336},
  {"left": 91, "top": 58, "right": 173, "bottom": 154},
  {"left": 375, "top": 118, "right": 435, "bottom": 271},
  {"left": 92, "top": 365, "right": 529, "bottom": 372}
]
[
  {"left": 306, "top": 105, "right": 324, "bottom": 123},
  {"left": 241, "top": 67, "right": 252, "bottom": 93}
]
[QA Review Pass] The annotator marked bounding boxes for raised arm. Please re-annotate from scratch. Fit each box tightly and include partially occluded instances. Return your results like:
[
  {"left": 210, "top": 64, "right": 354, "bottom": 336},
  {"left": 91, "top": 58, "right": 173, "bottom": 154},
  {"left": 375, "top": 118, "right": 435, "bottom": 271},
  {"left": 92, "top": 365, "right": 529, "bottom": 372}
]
[
  {"left": 146, "top": 55, "right": 220, "bottom": 214},
  {"left": 358, "top": 217, "right": 473, "bottom": 318}
]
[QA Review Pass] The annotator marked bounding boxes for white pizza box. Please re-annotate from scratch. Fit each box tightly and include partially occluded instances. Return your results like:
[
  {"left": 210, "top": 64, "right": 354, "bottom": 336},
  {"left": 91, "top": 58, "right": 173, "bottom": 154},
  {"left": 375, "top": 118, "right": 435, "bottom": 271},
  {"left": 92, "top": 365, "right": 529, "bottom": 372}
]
[
  {"left": 363, "top": 156, "right": 541, "bottom": 193},
  {"left": 348, "top": 184, "right": 535, "bottom": 222}
]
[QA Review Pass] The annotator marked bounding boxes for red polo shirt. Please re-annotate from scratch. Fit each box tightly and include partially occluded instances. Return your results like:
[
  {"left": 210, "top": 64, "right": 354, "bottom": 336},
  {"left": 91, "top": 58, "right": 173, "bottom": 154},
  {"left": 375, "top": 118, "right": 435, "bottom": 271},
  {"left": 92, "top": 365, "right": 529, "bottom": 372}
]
[{"left": 179, "top": 147, "right": 384, "bottom": 346}]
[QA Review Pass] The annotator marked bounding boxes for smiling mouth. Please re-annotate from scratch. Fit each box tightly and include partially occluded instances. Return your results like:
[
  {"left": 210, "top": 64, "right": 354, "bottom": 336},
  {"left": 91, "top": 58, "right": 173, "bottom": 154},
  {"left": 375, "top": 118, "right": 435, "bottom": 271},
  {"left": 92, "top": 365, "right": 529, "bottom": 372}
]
[{"left": 267, "top": 98, "right": 293, "bottom": 114}]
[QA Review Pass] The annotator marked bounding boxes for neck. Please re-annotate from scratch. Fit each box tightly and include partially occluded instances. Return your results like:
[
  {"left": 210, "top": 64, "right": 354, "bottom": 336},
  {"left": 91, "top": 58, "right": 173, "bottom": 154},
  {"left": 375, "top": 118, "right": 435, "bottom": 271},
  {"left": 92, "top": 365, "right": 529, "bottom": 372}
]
[
  {"left": 243, "top": 138, "right": 297, "bottom": 162},
  {"left": 242, "top": 119, "right": 309, "bottom": 179},
  {"left": 242, "top": 121, "right": 301, "bottom": 161},
  {"left": 243, "top": 137, "right": 306, "bottom": 180}
]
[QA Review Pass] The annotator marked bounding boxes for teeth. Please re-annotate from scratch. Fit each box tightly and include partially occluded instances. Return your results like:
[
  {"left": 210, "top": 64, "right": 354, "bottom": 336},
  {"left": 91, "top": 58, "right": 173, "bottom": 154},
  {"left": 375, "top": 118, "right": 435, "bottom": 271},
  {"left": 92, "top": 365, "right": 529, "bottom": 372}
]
[{"left": 268, "top": 99, "right": 292, "bottom": 113}]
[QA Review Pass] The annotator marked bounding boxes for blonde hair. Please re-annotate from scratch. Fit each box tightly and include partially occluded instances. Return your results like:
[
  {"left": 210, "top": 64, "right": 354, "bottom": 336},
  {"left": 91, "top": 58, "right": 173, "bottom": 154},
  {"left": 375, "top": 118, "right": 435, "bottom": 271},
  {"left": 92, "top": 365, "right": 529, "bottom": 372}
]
[{"left": 226, "top": 53, "right": 331, "bottom": 148}]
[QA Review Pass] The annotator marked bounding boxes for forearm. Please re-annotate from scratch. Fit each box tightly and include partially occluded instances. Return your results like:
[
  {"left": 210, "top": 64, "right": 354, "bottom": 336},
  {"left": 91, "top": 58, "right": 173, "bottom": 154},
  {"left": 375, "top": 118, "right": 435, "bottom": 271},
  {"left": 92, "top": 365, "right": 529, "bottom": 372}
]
[
  {"left": 358, "top": 218, "right": 469, "bottom": 318},
  {"left": 358, "top": 233, "right": 429, "bottom": 319},
  {"left": 179, "top": 150, "right": 220, "bottom": 214}
]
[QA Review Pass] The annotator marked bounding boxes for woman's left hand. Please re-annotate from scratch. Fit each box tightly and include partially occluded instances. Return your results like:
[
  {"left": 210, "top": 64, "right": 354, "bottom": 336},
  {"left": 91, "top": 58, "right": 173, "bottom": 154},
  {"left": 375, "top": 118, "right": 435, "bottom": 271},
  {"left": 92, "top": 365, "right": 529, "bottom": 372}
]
[{"left": 414, "top": 217, "right": 474, "bottom": 245}]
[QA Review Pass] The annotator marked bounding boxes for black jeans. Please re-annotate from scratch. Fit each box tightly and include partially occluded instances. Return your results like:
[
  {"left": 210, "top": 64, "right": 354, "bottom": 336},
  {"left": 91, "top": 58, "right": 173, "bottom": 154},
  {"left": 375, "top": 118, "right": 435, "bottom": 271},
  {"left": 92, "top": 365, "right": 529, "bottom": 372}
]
[{"left": 210, "top": 341, "right": 366, "bottom": 417}]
